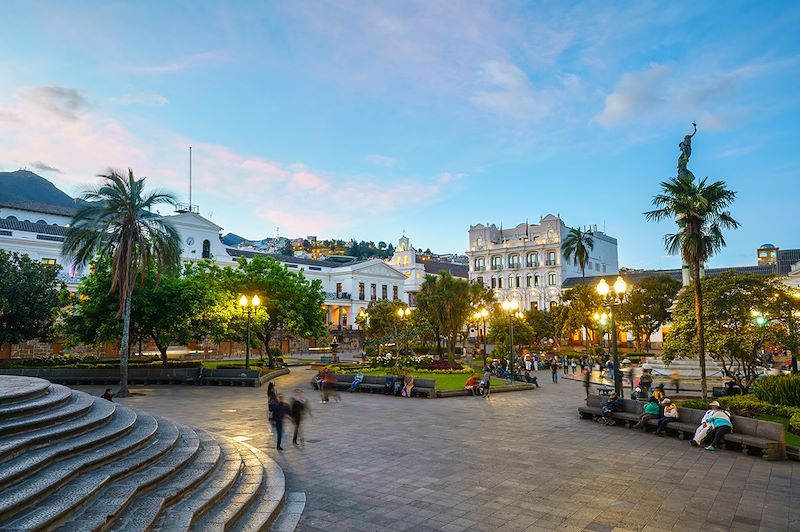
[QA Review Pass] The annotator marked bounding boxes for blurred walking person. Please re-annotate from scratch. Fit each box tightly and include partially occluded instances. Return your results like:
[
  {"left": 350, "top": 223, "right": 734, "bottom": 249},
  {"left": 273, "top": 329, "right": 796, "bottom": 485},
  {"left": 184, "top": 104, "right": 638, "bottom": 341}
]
[
  {"left": 290, "top": 389, "right": 310, "bottom": 446},
  {"left": 271, "top": 394, "right": 290, "bottom": 451}
]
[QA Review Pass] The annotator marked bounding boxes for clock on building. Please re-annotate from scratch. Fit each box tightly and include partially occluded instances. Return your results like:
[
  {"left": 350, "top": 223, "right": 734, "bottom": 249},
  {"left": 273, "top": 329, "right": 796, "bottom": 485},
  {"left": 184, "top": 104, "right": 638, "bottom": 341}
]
[{"left": 186, "top": 237, "right": 195, "bottom": 246}]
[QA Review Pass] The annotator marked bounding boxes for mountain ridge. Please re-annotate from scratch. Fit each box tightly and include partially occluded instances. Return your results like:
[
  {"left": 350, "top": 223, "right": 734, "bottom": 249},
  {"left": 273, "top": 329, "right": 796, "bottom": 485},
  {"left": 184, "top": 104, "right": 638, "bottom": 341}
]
[{"left": 0, "top": 170, "right": 77, "bottom": 208}]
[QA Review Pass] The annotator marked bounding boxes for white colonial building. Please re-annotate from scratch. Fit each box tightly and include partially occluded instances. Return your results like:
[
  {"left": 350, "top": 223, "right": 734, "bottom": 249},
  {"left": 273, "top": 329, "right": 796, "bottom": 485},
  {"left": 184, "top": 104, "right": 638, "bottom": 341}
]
[
  {"left": 0, "top": 202, "right": 406, "bottom": 332},
  {"left": 466, "top": 214, "right": 620, "bottom": 310},
  {"left": 386, "top": 235, "right": 469, "bottom": 306}
]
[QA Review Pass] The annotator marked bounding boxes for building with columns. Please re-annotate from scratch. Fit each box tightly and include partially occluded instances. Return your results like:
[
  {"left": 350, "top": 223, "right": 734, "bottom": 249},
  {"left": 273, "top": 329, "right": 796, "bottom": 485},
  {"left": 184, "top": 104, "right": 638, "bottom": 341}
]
[
  {"left": 466, "top": 214, "right": 619, "bottom": 310},
  {"left": 0, "top": 201, "right": 406, "bottom": 335}
]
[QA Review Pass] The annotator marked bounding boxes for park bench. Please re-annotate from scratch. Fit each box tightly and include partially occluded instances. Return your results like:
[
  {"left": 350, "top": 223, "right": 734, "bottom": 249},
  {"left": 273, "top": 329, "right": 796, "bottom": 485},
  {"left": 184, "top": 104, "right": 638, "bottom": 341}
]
[
  {"left": 203, "top": 369, "right": 261, "bottom": 387},
  {"left": 578, "top": 394, "right": 786, "bottom": 460}
]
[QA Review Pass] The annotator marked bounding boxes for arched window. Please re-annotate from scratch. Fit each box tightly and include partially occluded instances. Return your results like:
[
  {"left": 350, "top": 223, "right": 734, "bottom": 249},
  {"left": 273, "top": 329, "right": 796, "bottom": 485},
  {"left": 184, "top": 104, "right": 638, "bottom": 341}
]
[
  {"left": 5, "top": 215, "right": 17, "bottom": 221},
  {"left": 36, "top": 219, "right": 47, "bottom": 224},
  {"left": 526, "top": 252, "right": 538, "bottom": 267},
  {"left": 548, "top": 272, "right": 557, "bottom": 286},
  {"left": 202, "top": 239, "right": 211, "bottom": 259},
  {"left": 526, "top": 275, "right": 531, "bottom": 287},
  {"left": 491, "top": 256, "right": 502, "bottom": 270},
  {"left": 474, "top": 257, "right": 485, "bottom": 271},
  {"left": 508, "top": 254, "right": 520, "bottom": 268},
  {"left": 534, "top": 274, "right": 540, "bottom": 287},
  {"left": 515, "top": 275, "right": 521, "bottom": 288},
  {"left": 403, "top": 256, "right": 409, "bottom": 266},
  {"left": 491, "top": 277, "right": 496, "bottom": 288}
]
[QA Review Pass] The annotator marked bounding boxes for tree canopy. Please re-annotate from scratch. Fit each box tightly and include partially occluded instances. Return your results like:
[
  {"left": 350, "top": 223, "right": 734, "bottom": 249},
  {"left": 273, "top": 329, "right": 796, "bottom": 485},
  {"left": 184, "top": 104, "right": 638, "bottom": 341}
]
[
  {"left": 617, "top": 275, "right": 681, "bottom": 351},
  {"left": 416, "top": 271, "right": 472, "bottom": 363},
  {"left": 0, "top": 250, "right": 64, "bottom": 346},
  {"left": 664, "top": 272, "right": 790, "bottom": 392}
]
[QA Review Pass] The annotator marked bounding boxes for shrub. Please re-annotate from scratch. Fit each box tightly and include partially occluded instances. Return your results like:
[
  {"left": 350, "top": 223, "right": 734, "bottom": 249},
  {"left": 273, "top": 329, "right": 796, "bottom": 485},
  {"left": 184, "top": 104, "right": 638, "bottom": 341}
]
[
  {"left": 421, "top": 360, "right": 463, "bottom": 371},
  {"left": 752, "top": 375, "right": 800, "bottom": 407},
  {"left": 679, "top": 399, "right": 711, "bottom": 410}
]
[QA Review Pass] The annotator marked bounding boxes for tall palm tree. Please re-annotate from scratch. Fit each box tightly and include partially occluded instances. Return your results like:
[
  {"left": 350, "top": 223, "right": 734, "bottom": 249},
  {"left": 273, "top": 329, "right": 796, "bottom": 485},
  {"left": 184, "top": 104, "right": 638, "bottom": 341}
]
[
  {"left": 63, "top": 169, "right": 181, "bottom": 396},
  {"left": 561, "top": 227, "right": 595, "bottom": 277},
  {"left": 645, "top": 173, "right": 739, "bottom": 398}
]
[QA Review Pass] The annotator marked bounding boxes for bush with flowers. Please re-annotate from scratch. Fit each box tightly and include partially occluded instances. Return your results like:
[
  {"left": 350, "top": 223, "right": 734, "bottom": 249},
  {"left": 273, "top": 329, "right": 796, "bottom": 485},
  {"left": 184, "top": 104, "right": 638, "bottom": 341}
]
[{"left": 366, "top": 353, "right": 471, "bottom": 374}]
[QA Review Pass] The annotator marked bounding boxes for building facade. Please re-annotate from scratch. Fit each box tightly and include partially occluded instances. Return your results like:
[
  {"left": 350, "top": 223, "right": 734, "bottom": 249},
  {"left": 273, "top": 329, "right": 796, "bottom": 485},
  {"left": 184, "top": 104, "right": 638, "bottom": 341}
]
[
  {"left": 466, "top": 214, "right": 619, "bottom": 310},
  {"left": 386, "top": 235, "right": 469, "bottom": 306},
  {"left": 0, "top": 202, "right": 406, "bottom": 335}
]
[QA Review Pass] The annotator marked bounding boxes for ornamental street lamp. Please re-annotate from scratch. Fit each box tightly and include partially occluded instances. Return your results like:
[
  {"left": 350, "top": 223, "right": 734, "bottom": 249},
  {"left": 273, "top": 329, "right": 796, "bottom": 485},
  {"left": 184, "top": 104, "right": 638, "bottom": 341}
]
[
  {"left": 239, "top": 294, "right": 261, "bottom": 370},
  {"left": 501, "top": 299, "right": 521, "bottom": 384},
  {"left": 396, "top": 306, "right": 412, "bottom": 355},
  {"left": 473, "top": 307, "right": 489, "bottom": 369},
  {"left": 596, "top": 276, "right": 627, "bottom": 397}
]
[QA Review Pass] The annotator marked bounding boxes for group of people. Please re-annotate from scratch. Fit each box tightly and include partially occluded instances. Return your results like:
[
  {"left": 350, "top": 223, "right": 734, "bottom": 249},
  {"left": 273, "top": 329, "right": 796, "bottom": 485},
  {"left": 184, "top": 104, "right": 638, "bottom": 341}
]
[
  {"left": 464, "top": 370, "right": 494, "bottom": 398},
  {"left": 600, "top": 389, "right": 733, "bottom": 452},
  {"left": 267, "top": 381, "right": 310, "bottom": 451},
  {"left": 312, "top": 367, "right": 342, "bottom": 403}
]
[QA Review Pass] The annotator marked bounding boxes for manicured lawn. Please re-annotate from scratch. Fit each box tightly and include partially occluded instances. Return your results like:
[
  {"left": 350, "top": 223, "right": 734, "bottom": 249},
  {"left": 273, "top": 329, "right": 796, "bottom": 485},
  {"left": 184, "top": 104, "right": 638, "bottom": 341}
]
[
  {"left": 756, "top": 414, "right": 800, "bottom": 447},
  {"left": 359, "top": 369, "right": 505, "bottom": 391}
]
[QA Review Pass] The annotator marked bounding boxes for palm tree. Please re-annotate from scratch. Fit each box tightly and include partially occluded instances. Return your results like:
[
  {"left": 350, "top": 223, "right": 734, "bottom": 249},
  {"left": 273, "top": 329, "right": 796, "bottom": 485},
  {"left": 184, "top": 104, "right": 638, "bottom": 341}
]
[
  {"left": 63, "top": 169, "right": 181, "bottom": 397},
  {"left": 561, "top": 227, "right": 595, "bottom": 277},
  {"left": 645, "top": 173, "right": 739, "bottom": 398}
]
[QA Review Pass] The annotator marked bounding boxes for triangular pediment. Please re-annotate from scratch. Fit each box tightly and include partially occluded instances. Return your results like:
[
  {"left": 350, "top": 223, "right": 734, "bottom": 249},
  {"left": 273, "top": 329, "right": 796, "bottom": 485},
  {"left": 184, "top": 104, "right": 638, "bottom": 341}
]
[{"left": 350, "top": 260, "right": 405, "bottom": 279}]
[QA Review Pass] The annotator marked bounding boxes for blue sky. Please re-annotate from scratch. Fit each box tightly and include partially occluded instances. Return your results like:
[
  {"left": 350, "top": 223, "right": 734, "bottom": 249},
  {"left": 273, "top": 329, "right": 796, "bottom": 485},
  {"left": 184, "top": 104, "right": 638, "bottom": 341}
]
[{"left": 1, "top": 1, "right": 798, "bottom": 269}]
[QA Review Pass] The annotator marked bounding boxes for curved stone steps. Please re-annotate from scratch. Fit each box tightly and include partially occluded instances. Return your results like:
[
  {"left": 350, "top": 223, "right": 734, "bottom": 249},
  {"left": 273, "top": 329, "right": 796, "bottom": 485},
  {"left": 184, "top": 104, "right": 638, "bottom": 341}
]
[
  {"left": 0, "top": 397, "right": 117, "bottom": 462},
  {"left": 0, "top": 404, "right": 136, "bottom": 490},
  {"left": 0, "top": 376, "right": 51, "bottom": 405},
  {"left": 229, "top": 442, "right": 287, "bottom": 532},
  {"left": 110, "top": 430, "right": 222, "bottom": 531},
  {"left": 194, "top": 441, "right": 265, "bottom": 531},
  {"left": 0, "top": 410, "right": 153, "bottom": 529},
  {"left": 54, "top": 421, "right": 197, "bottom": 532},
  {"left": 0, "top": 382, "right": 72, "bottom": 419},
  {"left": 0, "top": 391, "right": 94, "bottom": 436},
  {"left": 155, "top": 435, "right": 245, "bottom": 530}
]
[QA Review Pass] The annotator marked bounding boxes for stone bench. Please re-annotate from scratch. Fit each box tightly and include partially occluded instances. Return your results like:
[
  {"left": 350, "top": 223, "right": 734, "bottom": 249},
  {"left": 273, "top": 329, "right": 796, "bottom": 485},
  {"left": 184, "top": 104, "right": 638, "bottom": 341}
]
[
  {"left": 311, "top": 374, "right": 436, "bottom": 398},
  {"left": 203, "top": 369, "right": 261, "bottom": 387},
  {"left": 578, "top": 395, "right": 786, "bottom": 460}
]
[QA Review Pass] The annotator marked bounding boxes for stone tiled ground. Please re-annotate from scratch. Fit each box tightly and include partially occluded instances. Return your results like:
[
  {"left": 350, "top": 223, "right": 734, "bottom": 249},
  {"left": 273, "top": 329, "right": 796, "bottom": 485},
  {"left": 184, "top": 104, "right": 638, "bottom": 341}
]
[{"left": 76, "top": 368, "right": 800, "bottom": 531}]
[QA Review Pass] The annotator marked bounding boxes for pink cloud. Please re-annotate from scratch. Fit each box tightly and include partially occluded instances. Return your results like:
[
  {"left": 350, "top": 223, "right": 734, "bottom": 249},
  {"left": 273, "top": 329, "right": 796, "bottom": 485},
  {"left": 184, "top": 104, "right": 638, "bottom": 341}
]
[{"left": 0, "top": 86, "right": 461, "bottom": 239}]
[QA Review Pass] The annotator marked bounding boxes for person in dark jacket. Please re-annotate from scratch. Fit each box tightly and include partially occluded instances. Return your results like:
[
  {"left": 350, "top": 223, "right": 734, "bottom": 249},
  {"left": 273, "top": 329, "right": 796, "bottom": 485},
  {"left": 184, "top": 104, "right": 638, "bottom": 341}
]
[
  {"left": 600, "top": 392, "right": 623, "bottom": 425},
  {"left": 271, "top": 394, "right": 290, "bottom": 451},
  {"left": 290, "top": 389, "right": 310, "bottom": 446},
  {"left": 101, "top": 388, "right": 114, "bottom": 401}
]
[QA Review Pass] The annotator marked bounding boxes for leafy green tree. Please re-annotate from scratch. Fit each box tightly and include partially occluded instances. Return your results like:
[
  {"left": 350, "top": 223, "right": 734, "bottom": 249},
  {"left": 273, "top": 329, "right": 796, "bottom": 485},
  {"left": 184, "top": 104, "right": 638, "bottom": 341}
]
[
  {"left": 664, "top": 272, "right": 791, "bottom": 392},
  {"left": 416, "top": 271, "right": 472, "bottom": 363},
  {"left": 488, "top": 314, "right": 535, "bottom": 350},
  {"left": 63, "top": 169, "right": 181, "bottom": 396},
  {"left": 360, "top": 299, "right": 419, "bottom": 355},
  {"left": 617, "top": 275, "right": 681, "bottom": 351},
  {"left": 524, "top": 309, "right": 557, "bottom": 346},
  {"left": 225, "top": 255, "right": 326, "bottom": 367},
  {"left": 133, "top": 264, "right": 220, "bottom": 366},
  {"left": 556, "top": 284, "right": 602, "bottom": 347},
  {"left": 0, "top": 250, "right": 64, "bottom": 345},
  {"left": 561, "top": 227, "right": 595, "bottom": 277}
]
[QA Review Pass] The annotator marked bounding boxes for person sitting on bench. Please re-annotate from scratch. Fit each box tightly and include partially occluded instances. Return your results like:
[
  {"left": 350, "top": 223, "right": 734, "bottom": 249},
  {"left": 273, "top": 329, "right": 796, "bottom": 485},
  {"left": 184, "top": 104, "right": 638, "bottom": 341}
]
[
  {"left": 600, "top": 392, "right": 623, "bottom": 425},
  {"left": 523, "top": 370, "right": 539, "bottom": 387},
  {"left": 634, "top": 397, "right": 660, "bottom": 429},
  {"left": 464, "top": 373, "right": 481, "bottom": 396},
  {"left": 654, "top": 398, "right": 678, "bottom": 436}
]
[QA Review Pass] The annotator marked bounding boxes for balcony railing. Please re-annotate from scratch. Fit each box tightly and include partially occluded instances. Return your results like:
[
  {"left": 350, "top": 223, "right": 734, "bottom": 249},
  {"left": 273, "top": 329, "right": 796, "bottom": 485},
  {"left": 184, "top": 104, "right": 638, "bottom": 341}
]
[
  {"left": 474, "top": 265, "right": 486, "bottom": 272},
  {"left": 526, "top": 261, "right": 539, "bottom": 268},
  {"left": 325, "top": 291, "right": 352, "bottom": 300},
  {"left": 545, "top": 260, "right": 556, "bottom": 266},
  {"left": 491, "top": 265, "right": 502, "bottom": 271}
]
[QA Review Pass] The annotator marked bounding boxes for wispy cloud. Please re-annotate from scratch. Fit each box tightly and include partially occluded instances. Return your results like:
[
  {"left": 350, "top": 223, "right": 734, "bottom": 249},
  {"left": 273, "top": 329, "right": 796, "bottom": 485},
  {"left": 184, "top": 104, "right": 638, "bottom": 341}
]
[
  {"left": 0, "top": 109, "right": 19, "bottom": 122},
  {"left": 131, "top": 51, "right": 230, "bottom": 74},
  {"left": 719, "top": 145, "right": 756, "bottom": 158},
  {"left": 365, "top": 154, "right": 396, "bottom": 167},
  {"left": 28, "top": 161, "right": 63, "bottom": 173},
  {"left": 0, "top": 89, "right": 461, "bottom": 237},
  {"left": 19, "top": 86, "right": 89, "bottom": 121},
  {"left": 116, "top": 92, "right": 169, "bottom": 106}
]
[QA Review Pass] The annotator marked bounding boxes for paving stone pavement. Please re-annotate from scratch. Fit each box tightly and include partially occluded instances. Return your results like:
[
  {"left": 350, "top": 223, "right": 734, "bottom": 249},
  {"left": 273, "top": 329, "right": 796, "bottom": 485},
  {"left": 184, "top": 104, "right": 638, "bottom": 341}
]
[{"left": 75, "top": 368, "right": 800, "bottom": 531}]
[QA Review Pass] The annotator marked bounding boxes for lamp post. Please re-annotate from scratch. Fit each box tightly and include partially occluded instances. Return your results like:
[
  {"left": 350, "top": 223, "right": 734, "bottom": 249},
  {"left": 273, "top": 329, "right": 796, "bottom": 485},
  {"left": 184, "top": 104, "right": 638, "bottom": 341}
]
[
  {"left": 501, "top": 299, "right": 522, "bottom": 384},
  {"left": 396, "top": 306, "right": 412, "bottom": 356},
  {"left": 596, "top": 276, "right": 627, "bottom": 397},
  {"left": 473, "top": 308, "right": 489, "bottom": 369},
  {"left": 239, "top": 294, "right": 261, "bottom": 370}
]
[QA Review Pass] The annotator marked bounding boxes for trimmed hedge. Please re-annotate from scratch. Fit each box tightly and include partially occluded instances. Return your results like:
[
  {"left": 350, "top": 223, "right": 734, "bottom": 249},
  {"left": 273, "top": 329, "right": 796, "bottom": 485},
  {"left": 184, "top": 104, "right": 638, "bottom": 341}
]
[{"left": 680, "top": 394, "right": 800, "bottom": 436}]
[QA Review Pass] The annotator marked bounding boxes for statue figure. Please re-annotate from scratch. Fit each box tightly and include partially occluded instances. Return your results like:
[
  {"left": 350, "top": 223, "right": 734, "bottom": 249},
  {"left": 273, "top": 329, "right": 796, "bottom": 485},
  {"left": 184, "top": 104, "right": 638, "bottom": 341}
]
[{"left": 677, "top": 122, "right": 697, "bottom": 178}]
